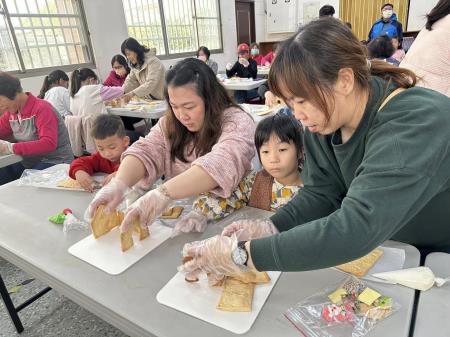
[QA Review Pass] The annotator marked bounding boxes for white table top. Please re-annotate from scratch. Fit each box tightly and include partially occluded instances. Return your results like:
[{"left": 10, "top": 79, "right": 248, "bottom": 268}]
[
  {"left": 107, "top": 101, "right": 167, "bottom": 119},
  {"left": 413, "top": 252, "right": 450, "bottom": 337},
  {"left": 218, "top": 77, "right": 267, "bottom": 91},
  {"left": 0, "top": 165, "right": 420, "bottom": 337},
  {"left": 240, "top": 103, "right": 276, "bottom": 123},
  {"left": 0, "top": 153, "right": 22, "bottom": 168}
]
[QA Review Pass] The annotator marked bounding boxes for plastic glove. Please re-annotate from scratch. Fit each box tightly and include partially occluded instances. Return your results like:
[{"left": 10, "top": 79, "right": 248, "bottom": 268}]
[
  {"left": 0, "top": 140, "right": 13, "bottom": 155},
  {"left": 239, "top": 58, "right": 249, "bottom": 67},
  {"left": 86, "top": 177, "right": 129, "bottom": 220},
  {"left": 225, "top": 62, "right": 234, "bottom": 71},
  {"left": 221, "top": 218, "right": 278, "bottom": 240},
  {"left": 171, "top": 209, "right": 208, "bottom": 238},
  {"left": 179, "top": 234, "right": 243, "bottom": 282},
  {"left": 121, "top": 187, "right": 173, "bottom": 232},
  {"left": 264, "top": 91, "right": 277, "bottom": 108}
]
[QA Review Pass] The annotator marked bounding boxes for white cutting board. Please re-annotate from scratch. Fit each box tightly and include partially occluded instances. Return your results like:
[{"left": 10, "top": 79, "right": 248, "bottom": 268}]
[
  {"left": 156, "top": 271, "right": 281, "bottom": 334},
  {"left": 68, "top": 222, "right": 172, "bottom": 275}
]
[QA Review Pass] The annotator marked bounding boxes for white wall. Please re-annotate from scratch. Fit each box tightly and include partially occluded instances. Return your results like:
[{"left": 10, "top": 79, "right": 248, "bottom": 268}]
[
  {"left": 21, "top": 0, "right": 238, "bottom": 93},
  {"left": 407, "top": 0, "right": 439, "bottom": 31},
  {"left": 254, "top": 0, "right": 340, "bottom": 43}
]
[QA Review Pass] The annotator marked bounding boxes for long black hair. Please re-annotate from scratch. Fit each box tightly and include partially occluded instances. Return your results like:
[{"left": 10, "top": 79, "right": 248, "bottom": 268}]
[
  {"left": 255, "top": 113, "right": 304, "bottom": 166},
  {"left": 38, "top": 69, "right": 69, "bottom": 99},
  {"left": 426, "top": 0, "right": 450, "bottom": 30},
  {"left": 165, "top": 58, "right": 239, "bottom": 162},
  {"left": 111, "top": 54, "right": 130, "bottom": 78},
  {"left": 121, "top": 37, "right": 150, "bottom": 68},
  {"left": 70, "top": 68, "right": 98, "bottom": 97}
]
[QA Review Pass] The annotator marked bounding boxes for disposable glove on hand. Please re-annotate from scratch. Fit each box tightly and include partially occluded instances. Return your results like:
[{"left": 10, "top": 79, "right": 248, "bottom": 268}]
[
  {"left": 171, "top": 209, "right": 208, "bottom": 238},
  {"left": 120, "top": 186, "right": 173, "bottom": 232},
  {"left": 221, "top": 218, "right": 278, "bottom": 240}
]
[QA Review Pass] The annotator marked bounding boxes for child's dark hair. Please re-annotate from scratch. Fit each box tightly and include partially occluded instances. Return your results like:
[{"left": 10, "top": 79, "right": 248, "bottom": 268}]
[
  {"left": 121, "top": 37, "right": 150, "bottom": 68},
  {"left": 367, "top": 35, "right": 395, "bottom": 59},
  {"left": 91, "top": 115, "right": 126, "bottom": 139},
  {"left": 111, "top": 54, "right": 130, "bottom": 77},
  {"left": 70, "top": 68, "right": 98, "bottom": 97},
  {"left": 0, "top": 72, "right": 22, "bottom": 99},
  {"left": 255, "top": 113, "right": 304, "bottom": 166},
  {"left": 38, "top": 69, "right": 69, "bottom": 99}
]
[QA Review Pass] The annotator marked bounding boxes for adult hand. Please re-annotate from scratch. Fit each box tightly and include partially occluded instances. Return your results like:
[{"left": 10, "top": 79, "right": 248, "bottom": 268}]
[
  {"left": 264, "top": 91, "right": 277, "bottom": 107},
  {"left": 225, "top": 62, "right": 234, "bottom": 71},
  {"left": 239, "top": 58, "right": 249, "bottom": 67},
  {"left": 86, "top": 177, "right": 129, "bottom": 220},
  {"left": 75, "top": 170, "right": 95, "bottom": 192},
  {"left": 122, "top": 92, "right": 134, "bottom": 104},
  {"left": 179, "top": 234, "right": 243, "bottom": 282},
  {"left": 171, "top": 209, "right": 208, "bottom": 238},
  {"left": 0, "top": 140, "right": 13, "bottom": 155},
  {"left": 222, "top": 218, "right": 278, "bottom": 241},
  {"left": 120, "top": 186, "right": 173, "bottom": 232}
]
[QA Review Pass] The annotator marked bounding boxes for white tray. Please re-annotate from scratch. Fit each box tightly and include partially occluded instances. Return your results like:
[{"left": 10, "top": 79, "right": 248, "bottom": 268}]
[
  {"left": 68, "top": 222, "right": 172, "bottom": 275},
  {"left": 157, "top": 271, "right": 281, "bottom": 334}
]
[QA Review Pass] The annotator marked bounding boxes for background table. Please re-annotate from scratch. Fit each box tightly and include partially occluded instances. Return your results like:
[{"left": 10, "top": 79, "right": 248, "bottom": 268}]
[
  {"left": 257, "top": 66, "right": 270, "bottom": 76},
  {"left": 413, "top": 252, "right": 450, "bottom": 337},
  {"left": 0, "top": 167, "right": 420, "bottom": 337},
  {"left": 0, "top": 154, "right": 22, "bottom": 168},
  {"left": 107, "top": 101, "right": 167, "bottom": 119},
  {"left": 220, "top": 78, "right": 267, "bottom": 91}
]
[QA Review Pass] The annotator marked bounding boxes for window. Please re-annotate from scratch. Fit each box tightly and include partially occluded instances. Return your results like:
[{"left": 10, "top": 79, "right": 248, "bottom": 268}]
[
  {"left": 122, "top": 0, "right": 222, "bottom": 57},
  {"left": 0, "top": 0, "right": 93, "bottom": 74}
]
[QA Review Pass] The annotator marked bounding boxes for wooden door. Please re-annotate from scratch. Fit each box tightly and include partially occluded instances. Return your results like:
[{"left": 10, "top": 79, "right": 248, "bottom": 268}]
[
  {"left": 340, "top": 0, "right": 409, "bottom": 41},
  {"left": 235, "top": 1, "right": 255, "bottom": 45}
]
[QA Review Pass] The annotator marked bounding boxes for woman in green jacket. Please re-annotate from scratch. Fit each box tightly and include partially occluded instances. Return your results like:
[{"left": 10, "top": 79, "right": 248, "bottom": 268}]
[{"left": 180, "top": 18, "right": 450, "bottom": 280}]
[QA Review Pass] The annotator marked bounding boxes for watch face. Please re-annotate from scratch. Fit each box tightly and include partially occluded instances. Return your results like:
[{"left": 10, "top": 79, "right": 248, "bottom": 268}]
[{"left": 232, "top": 247, "right": 247, "bottom": 266}]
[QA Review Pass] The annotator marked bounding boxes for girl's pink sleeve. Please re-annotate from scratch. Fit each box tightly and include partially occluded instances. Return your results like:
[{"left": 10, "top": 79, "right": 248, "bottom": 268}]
[
  {"left": 100, "top": 85, "right": 124, "bottom": 102},
  {"left": 193, "top": 108, "right": 256, "bottom": 198}
]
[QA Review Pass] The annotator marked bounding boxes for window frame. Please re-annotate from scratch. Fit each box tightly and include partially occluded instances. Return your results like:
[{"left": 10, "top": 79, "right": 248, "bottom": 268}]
[
  {"left": 123, "top": 0, "right": 223, "bottom": 60},
  {"left": 0, "top": 0, "right": 95, "bottom": 78}
]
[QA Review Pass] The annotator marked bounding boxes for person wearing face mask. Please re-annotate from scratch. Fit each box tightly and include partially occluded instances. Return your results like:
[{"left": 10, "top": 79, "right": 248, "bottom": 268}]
[
  {"left": 250, "top": 42, "right": 263, "bottom": 65},
  {"left": 368, "top": 3, "right": 403, "bottom": 43},
  {"left": 196, "top": 46, "right": 218, "bottom": 74}
]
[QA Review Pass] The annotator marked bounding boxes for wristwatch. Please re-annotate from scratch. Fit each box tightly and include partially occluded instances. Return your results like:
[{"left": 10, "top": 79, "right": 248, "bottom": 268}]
[{"left": 231, "top": 241, "right": 248, "bottom": 268}]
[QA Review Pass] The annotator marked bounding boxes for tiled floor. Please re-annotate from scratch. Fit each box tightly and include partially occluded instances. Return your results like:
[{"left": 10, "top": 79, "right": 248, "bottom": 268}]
[{"left": 0, "top": 257, "right": 129, "bottom": 337}]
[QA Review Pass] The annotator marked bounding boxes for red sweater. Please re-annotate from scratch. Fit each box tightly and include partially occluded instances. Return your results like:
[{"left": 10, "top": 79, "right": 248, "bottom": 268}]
[
  {"left": 103, "top": 70, "right": 127, "bottom": 87},
  {"left": 69, "top": 151, "right": 120, "bottom": 178},
  {"left": 0, "top": 93, "right": 59, "bottom": 155}
]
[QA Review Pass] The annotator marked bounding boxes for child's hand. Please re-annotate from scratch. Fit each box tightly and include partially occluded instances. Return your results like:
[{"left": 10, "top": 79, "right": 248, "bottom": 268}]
[
  {"left": 0, "top": 140, "right": 13, "bottom": 155},
  {"left": 102, "top": 172, "right": 117, "bottom": 186},
  {"left": 75, "top": 170, "right": 95, "bottom": 192},
  {"left": 264, "top": 91, "right": 277, "bottom": 107},
  {"left": 238, "top": 58, "right": 249, "bottom": 67}
]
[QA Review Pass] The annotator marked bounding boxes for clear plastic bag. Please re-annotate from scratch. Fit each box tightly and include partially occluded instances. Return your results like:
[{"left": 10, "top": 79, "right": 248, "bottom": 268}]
[
  {"left": 17, "top": 168, "right": 68, "bottom": 188},
  {"left": 63, "top": 212, "right": 89, "bottom": 233},
  {"left": 284, "top": 276, "right": 400, "bottom": 337}
]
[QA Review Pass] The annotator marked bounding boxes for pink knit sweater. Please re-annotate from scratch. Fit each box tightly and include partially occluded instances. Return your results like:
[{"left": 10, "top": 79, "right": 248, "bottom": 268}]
[{"left": 122, "top": 106, "right": 256, "bottom": 198}]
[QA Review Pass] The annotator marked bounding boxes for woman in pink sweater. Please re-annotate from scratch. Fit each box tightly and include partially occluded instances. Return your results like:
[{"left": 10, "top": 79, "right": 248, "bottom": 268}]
[{"left": 88, "top": 58, "right": 256, "bottom": 230}]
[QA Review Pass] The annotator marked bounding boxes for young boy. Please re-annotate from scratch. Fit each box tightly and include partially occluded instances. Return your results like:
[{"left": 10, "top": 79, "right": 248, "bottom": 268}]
[
  {"left": 225, "top": 43, "right": 259, "bottom": 103},
  {"left": 69, "top": 114, "right": 129, "bottom": 192}
]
